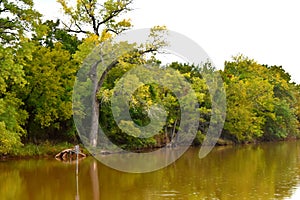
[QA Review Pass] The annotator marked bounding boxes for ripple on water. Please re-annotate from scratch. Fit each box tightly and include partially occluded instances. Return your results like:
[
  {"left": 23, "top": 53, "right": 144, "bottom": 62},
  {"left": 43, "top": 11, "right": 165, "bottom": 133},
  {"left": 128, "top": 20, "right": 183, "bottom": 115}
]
[{"left": 153, "top": 190, "right": 183, "bottom": 199}]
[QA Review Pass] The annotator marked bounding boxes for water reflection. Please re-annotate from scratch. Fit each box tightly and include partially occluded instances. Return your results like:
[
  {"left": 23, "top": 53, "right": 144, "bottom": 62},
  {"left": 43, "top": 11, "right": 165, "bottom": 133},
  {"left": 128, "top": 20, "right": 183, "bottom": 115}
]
[
  {"left": 94, "top": 147, "right": 184, "bottom": 173},
  {"left": 1, "top": 141, "right": 300, "bottom": 199},
  {"left": 90, "top": 160, "right": 99, "bottom": 200}
]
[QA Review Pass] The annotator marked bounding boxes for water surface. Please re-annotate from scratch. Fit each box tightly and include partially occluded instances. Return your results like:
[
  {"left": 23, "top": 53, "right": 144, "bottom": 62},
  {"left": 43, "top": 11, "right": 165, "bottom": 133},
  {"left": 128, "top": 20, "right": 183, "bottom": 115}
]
[{"left": 1, "top": 141, "right": 300, "bottom": 199}]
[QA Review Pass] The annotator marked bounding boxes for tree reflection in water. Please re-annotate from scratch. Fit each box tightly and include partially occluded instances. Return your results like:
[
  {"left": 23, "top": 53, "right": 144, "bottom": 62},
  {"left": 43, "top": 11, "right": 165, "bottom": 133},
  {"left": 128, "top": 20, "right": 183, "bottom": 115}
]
[{"left": 1, "top": 141, "right": 300, "bottom": 199}]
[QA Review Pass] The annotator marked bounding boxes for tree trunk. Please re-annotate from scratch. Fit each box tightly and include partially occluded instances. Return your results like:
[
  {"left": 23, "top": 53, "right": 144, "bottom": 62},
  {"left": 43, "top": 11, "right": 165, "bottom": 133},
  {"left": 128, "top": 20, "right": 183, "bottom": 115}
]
[
  {"left": 171, "top": 119, "right": 178, "bottom": 147},
  {"left": 88, "top": 48, "right": 157, "bottom": 147},
  {"left": 90, "top": 95, "right": 99, "bottom": 147},
  {"left": 89, "top": 61, "right": 100, "bottom": 147},
  {"left": 165, "top": 126, "right": 169, "bottom": 145}
]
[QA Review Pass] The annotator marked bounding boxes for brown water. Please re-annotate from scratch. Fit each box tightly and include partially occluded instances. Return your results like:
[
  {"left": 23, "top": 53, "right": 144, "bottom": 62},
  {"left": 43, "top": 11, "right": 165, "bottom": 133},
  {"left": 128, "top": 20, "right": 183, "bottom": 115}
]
[{"left": 1, "top": 141, "right": 300, "bottom": 200}]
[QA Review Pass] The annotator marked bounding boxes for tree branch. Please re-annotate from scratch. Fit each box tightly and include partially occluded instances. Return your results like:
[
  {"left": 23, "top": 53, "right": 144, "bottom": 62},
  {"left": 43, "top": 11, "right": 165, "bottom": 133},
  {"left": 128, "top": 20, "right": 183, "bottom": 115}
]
[
  {"left": 81, "top": 0, "right": 98, "bottom": 35},
  {"left": 62, "top": 21, "right": 89, "bottom": 35},
  {"left": 95, "top": 46, "right": 159, "bottom": 97},
  {"left": 0, "top": 8, "right": 8, "bottom": 13},
  {"left": 96, "top": 1, "right": 133, "bottom": 33}
]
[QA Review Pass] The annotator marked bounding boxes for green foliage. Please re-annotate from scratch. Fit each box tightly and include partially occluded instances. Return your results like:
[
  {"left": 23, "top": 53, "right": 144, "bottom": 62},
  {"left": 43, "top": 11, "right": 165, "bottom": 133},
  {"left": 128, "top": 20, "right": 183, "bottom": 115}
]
[
  {"left": 16, "top": 40, "right": 78, "bottom": 141},
  {"left": 95, "top": 61, "right": 211, "bottom": 149},
  {"left": 57, "top": 0, "right": 132, "bottom": 36},
  {"left": 222, "top": 55, "right": 300, "bottom": 143},
  {"left": 34, "top": 20, "right": 82, "bottom": 54},
  {"left": 0, "top": 46, "right": 28, "bottom": 154},
  {"left": 10, "top": 141, "right": 76, "bottom": 157},
  {"left": 1, "top": 0, "right": 300, "bottom": 155},
  {"left": 0, "top": 0, "right": 41, "bottom": 44}
]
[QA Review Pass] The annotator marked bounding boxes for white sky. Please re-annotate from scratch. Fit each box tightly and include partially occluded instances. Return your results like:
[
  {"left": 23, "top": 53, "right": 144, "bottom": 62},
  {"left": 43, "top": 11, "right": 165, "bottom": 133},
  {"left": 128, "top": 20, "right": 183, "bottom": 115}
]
[{"left": 34, "top": 0, "right": 300, "bottom": 83}]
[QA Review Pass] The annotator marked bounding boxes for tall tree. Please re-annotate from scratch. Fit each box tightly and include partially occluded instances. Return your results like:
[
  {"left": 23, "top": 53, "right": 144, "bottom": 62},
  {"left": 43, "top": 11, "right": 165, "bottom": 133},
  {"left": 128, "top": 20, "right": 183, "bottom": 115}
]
[{"left": 57, "top": 0, "right": 132, "bottom": 36}]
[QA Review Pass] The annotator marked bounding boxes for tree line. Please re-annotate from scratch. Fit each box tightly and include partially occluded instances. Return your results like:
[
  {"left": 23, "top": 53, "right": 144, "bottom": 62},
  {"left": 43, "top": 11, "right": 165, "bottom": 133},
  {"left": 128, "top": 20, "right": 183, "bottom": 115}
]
[{"left": 0, "top": 0, "right": 299, "bottom": 154}]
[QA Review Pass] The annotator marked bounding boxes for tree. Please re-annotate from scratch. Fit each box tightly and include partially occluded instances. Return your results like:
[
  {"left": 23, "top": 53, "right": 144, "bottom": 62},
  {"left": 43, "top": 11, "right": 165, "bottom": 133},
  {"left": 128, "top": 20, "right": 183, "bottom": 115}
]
[
  {"left": 222, "top": 55, "right": 300, "bottom": 142},
  {"left": 33, "top": 20, "right": 82, "bottom": 54},
  {"left": 16, "top": 40, "right": 78, "bottom": 142},
  {"left": 57, "top": 0, "right": 132, "bottom": 36},
  {"left": 262, "top": 65, "right": 300, "bottom": 140},
  {"left": 0, "top": 45, "right": 27, "bottom": 154},
  {"left": 0, "top": 0, "right": 41, "bottom": 44},
  {"left": 55, "top": 0, "right": 134, "bottom": 147},
  {"left": 73, "top": 26, "right": 168, "bottom": 148},
  {"left": 0, "top": 0, "right": 44, "bottom": 152},
  {"left": 168, "top": 62, "right": 212, "bottom": 144},
  {"left": 223, "top": 75, "right": 274, "bottom": 142},
  {"left": 57, "top": 0, "right": 169, "bottom": 147}
]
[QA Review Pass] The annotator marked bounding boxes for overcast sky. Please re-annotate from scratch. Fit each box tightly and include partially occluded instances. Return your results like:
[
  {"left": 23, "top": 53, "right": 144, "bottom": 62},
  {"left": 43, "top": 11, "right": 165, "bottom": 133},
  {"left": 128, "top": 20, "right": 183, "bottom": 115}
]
[{"left": 34, "top": 0, "right": 300, "bottom": 83}]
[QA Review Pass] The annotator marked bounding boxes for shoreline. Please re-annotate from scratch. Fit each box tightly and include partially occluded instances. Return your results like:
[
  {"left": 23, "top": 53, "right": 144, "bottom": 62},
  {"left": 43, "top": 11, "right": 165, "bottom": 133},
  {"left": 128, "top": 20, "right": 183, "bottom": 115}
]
[
  {"left": 0, "top": 142, "right": 88, "bottom": 161},
  {"left": 1, "top": 138, "right": 298, "bottom": 160}
]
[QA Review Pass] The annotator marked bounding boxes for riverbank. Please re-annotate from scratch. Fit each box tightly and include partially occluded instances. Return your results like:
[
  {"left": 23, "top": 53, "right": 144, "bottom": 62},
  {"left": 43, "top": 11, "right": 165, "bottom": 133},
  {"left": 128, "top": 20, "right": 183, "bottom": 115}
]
[
  {"left": 0, "top": 142, "right": 89, "bottom": 160},
  {"left": 1, "top": 137, "right": 298, "bottom": 160}
]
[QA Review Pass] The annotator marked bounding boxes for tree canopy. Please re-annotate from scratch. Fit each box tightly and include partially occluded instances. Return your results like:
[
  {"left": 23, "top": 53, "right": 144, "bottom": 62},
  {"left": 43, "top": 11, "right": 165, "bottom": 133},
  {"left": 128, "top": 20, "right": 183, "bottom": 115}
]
[
  {"left": 0, "top": 0, "right": 41, "bottom": 44},
  {"left": 57, "top": 0, "right": 132, "bottom": 36},
  {"left": 1, "top": 0, "right": 300, "bottom": 154}
]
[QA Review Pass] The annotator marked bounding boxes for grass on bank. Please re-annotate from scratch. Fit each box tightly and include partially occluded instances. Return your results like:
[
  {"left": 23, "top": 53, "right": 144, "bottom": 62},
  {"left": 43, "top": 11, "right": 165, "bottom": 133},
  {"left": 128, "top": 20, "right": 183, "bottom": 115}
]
[{"left": 5, "top": 141, "right": 88, "bottom": 158}]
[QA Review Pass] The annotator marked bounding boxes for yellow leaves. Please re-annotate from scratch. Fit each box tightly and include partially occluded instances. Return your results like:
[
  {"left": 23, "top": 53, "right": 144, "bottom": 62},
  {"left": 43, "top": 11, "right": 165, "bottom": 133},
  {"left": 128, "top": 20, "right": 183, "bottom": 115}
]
[
  {"left": 57, "top": 0, "right": 74, "bottom": 15},
  {"left": 149, "top": 25, "right": 168, "bottom": 40},
  {"left": 85, "top": 34, "right": 100, "bottom": 44},
  {"left": 117, "top": 19, "right": 132, "bottom": 28},
  {"left": 58, "top": 0, "right": 133, "bottom": 36},
  {"left": 100, "top": 30, "right": 112, "bottom": 42},
  {"left": 151, "top": 25, "right": 167, "bottom": 32},
  {"left": 73, "top": 34, "right": 100, "bottom": 63},
  {"left": 97, "top": 89, "right": 112, "bottom": 104},
  {"left": 225, "top": 76, "right": 272, "bottom": 141}
]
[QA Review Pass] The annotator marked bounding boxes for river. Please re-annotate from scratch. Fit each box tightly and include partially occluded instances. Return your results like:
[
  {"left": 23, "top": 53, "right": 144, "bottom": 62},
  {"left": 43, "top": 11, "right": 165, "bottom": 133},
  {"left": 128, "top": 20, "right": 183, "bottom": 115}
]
[{"left": 1, "top": 141, "right": 300, "bottom": 200}]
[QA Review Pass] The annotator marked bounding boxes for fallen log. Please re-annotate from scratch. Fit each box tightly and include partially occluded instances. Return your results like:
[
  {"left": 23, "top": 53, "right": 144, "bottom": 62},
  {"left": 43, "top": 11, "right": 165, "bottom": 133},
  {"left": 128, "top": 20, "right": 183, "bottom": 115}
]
[{"left": 55, "top": 145, "right": 86, "bottom": 161}]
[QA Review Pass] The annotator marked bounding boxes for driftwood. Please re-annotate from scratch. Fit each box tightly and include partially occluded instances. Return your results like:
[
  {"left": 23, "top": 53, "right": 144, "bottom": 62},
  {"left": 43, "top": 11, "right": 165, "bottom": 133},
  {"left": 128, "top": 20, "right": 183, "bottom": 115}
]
[{"left": 55, "top": 145, "right": 86, "bottom": 161}]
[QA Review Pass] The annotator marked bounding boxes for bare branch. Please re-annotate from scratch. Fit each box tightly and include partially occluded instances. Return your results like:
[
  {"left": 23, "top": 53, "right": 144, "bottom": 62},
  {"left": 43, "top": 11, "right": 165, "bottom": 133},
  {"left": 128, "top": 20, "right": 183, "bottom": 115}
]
[
  {"left": 81, "top": 0, "right": 98, "bottom": 35},
  {"left": 105, "top": 28, "right": 118, "bottom": 35},
  {"left": 61, "top": 20, "right": 89, "bottom": 35}
]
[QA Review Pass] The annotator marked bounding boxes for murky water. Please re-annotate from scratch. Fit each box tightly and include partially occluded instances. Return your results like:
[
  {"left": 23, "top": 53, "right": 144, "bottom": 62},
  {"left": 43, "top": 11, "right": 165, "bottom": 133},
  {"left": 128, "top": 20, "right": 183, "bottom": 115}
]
[{"left": 1, "top": 141, "right": 300, "bottom": 200}]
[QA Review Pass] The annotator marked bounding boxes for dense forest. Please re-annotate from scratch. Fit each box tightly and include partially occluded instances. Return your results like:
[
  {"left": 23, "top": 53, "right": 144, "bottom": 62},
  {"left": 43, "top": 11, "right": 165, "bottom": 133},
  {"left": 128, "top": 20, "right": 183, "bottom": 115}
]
[{"left": 1, "top": 0, "right": 300, "bottom": 154}]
